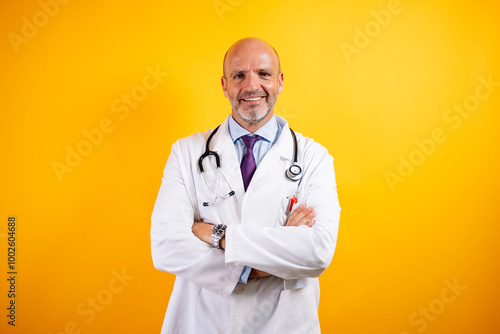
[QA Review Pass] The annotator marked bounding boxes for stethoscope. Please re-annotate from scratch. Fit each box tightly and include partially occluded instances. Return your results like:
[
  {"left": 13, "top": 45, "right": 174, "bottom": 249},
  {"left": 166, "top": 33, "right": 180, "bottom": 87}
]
[{"left": 199, "top": 125, "right": 303, "bottom": 206}]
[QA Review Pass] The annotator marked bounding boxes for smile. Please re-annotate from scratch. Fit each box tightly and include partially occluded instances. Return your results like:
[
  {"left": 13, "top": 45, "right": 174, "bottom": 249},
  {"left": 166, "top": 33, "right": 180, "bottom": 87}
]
[{"left": 241, "top": 96, "right": 265, "bottom": 102}]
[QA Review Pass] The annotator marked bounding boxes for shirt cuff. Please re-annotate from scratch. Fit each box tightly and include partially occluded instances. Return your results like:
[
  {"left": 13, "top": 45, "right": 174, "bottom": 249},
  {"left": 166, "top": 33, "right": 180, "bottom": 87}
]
[{"left": 239, "top": 266, "right": 251, "bottom": 284}]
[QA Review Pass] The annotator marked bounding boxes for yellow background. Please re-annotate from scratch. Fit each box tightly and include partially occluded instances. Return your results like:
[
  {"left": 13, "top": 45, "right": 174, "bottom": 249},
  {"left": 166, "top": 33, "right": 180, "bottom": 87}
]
[{"left": 1, "top": 0, "right": 499, "bottom": 333}]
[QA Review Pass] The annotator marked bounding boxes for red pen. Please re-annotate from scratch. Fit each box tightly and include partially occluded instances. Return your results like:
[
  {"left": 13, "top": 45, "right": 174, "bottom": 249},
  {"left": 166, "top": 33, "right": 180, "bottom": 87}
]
[{"left": 285, "top": 196, "right": 298, "bottom": 222}]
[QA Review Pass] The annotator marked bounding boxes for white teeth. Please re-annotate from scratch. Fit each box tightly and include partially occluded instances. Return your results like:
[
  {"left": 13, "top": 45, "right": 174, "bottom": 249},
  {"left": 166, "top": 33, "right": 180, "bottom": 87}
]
[{"left": 243, "top": 97, "right": 263, "bottom": 101}]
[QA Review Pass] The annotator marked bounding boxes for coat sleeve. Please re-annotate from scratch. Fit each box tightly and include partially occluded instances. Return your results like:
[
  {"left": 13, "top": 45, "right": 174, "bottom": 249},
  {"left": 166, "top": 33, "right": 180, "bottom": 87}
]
[
  {"left": 224, "top": 143, "right": 341, "bottom": 280},
  {"left": 150, "top": 140, "right": 243, "bottom": 297}
]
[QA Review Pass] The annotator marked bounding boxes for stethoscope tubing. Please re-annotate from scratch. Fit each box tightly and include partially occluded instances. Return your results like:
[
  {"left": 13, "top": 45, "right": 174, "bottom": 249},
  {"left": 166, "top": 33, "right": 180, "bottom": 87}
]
[{"left": 199, "top": 124, "right": 302, "bottom": 206}]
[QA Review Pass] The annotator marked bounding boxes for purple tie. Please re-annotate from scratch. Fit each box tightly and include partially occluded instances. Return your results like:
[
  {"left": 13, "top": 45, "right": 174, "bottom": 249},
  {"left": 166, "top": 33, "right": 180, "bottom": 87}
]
[{"left": 240, "top": 135, "right": 262, "bottom": 191}]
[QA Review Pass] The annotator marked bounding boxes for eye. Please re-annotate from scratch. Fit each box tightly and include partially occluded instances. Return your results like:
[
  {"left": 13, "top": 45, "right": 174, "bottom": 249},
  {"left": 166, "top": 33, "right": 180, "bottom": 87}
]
[
  {"left": 233, "top": 73, "right": 243, "bottom": 79},
  {"left": 260, "top": 72, "right": 271, "bottom": 77}
]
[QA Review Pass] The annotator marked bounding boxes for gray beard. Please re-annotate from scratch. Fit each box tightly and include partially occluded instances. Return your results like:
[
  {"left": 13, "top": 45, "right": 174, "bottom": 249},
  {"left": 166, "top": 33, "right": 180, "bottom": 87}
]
[{"left": 230, "top": 94, "right": 278, "bottom": 124}]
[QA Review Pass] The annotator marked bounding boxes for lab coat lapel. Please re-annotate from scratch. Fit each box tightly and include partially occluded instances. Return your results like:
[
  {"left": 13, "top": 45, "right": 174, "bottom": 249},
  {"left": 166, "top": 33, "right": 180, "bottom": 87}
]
[
  {"left": 210, "top": 116, "right": 245, "bottom": 205},
  {"left": 251, "top": 117, "right": 294, "bottom": 185}
]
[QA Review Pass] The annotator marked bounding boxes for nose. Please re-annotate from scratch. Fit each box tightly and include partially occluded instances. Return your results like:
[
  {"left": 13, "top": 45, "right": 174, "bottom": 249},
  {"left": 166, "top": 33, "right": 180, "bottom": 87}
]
[{"left": 244, "top": 72, "right": 260, "bottom": 93}]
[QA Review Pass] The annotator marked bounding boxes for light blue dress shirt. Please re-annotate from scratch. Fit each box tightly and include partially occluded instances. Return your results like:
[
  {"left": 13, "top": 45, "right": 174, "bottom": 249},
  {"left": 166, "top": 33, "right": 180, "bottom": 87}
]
[{"left": 228, "top": 115, "right": 283, "bottom": 283}]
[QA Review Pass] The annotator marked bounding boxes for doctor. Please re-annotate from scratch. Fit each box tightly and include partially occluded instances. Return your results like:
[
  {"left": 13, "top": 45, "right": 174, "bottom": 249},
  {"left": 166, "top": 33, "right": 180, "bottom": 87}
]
[{"left": 151, "top": 37, "right": 341, "bottom": 334}]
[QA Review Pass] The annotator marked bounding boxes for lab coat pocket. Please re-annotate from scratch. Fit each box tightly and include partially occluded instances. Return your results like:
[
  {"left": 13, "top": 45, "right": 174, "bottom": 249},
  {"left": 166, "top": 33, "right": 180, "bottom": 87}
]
[
  {"left": 275, "top": 197, "right": 289, "bottom": 227},
  {"left": 275, "top": 194, "right": 301, "bottom": 226},
  {"left": 273, "top": 285, "right": 320, "bottom": 334}
]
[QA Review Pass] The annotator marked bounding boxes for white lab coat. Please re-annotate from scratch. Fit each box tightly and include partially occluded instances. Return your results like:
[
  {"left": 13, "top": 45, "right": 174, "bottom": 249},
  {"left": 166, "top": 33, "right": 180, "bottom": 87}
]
[{"left": 151, "top": 115, "right": 340, "bottom": 334}]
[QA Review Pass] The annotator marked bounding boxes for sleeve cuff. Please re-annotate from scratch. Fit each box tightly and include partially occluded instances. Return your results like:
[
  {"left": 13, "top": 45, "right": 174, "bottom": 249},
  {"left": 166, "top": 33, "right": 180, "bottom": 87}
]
[{"left": 239, "top": 266, "right": 251, "bottom": 284}]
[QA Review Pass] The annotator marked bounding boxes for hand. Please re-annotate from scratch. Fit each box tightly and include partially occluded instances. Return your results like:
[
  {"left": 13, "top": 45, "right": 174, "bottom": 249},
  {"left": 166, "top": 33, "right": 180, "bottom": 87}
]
[
  {"left": 191, "top": 221, "right": 226, "bottom": 249},
  {"left": 192, "top": 221, "right": 214, "bottom": 245},
  {"left": 248, "top": 268, "right": 271, "bottom": 279},
  {"left": 285, "top": 204, "right": 316, "bottom": 227}
]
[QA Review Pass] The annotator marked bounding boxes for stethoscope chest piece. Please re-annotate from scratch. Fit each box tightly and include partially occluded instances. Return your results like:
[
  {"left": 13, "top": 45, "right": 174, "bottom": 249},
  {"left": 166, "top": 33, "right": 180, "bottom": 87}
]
[
  {"left": 286, "top": 164, "right": 302, "bottom": 182},
  {"left": 285, "top": 128, "right": 302, "bottom": 182}
]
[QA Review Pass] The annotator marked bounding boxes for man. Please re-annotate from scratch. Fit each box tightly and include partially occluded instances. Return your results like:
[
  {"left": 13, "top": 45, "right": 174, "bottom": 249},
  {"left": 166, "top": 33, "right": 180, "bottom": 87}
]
[{"left": 151, "top": 37, "right": 341, "bottom": 334}]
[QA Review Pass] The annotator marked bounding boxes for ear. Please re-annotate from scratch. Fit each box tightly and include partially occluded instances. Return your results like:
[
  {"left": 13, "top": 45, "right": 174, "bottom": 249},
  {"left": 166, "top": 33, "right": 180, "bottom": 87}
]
[
  {"left": 277, "top": 72, "right": 284, "bottom": 95},
  {"left": 221, "top": 76, "right": 229, "bottom": 98}
]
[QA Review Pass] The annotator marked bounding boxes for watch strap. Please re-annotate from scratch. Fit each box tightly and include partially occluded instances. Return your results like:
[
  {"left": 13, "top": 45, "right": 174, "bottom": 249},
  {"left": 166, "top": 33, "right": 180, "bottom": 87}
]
[{"left": 211, "top": 224, "right": 227, "bottom": 248}]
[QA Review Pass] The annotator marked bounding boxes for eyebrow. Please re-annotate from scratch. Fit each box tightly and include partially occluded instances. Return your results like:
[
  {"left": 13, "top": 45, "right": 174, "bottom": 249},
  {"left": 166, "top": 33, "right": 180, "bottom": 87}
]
[{"left": 230, "top": 68, "right": 274, "bottom": 77}]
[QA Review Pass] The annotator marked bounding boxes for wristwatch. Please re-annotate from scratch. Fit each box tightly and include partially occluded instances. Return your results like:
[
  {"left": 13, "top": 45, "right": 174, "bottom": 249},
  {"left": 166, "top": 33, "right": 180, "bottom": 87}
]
[{"left": 212, "top": 224, "right": 227, "bottom": 248}]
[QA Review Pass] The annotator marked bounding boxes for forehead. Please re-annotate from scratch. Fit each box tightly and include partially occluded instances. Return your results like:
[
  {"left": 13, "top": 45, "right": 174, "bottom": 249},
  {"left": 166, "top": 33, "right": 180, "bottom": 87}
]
[
  {"left": 225, "top": 43, "right": 278, "bottom": 73},
  {"left": 228, "top": 52, "right": 275, "bottom": 71}
]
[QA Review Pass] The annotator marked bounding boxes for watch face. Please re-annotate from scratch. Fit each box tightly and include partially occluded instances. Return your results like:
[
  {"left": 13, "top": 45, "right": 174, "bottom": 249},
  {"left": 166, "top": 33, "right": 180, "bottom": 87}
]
[{"left": 212, "top": 224, "right": 226, "bottom": 237}]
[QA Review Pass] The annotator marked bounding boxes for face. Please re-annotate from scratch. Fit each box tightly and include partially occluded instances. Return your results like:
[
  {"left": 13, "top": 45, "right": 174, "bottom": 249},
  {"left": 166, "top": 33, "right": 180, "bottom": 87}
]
[{"left": 221, "top": 41, "right": 283, "bottom": 131}]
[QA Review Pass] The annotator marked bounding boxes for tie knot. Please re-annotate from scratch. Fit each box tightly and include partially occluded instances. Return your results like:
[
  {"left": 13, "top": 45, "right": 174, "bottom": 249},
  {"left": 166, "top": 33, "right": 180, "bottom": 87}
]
[{"left": 241, "top": 135, "right": 262, "bottom": 150}]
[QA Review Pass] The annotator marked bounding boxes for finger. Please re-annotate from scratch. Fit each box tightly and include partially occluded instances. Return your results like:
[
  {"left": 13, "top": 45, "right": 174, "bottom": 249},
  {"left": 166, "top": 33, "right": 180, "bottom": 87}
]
[
  {"left": 293, "top": 208, "right": 315, "bottom": 226},
  {"left": 287, "top": 206, "right": 315, "bottom": 226},
  {"left": 305, "top": 219, "right": 316, "bottom": 227},
  {"left": 285, "top": 204, "right": 305, "bottom": 226},
  {"left": 299, "top": 211, "right": 316, "bottom": 227},
  {"left": 286, "top": 205, "right": 310, "bottom": 226}
]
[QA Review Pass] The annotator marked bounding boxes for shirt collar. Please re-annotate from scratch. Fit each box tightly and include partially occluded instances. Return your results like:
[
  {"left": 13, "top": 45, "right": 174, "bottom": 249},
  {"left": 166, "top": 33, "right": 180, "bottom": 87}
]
[{"left": 228, "top": 115, "right": 278, "bottom": 143}]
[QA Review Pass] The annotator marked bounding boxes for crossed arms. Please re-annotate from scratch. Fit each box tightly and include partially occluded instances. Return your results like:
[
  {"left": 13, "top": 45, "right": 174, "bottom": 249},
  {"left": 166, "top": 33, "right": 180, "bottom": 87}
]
[
  {"left": 191, "top": 204, "right": 317, "bottom": 278},
  {"left": 151, "top": 137, "right": 340, "bottom": 296}
]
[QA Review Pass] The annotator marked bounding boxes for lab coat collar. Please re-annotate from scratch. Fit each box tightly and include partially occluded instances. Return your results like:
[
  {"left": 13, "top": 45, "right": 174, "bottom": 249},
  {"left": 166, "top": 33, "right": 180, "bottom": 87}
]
[
  {"left": 209, "top": 114, "right": 294, "bottom": 199},
  {"left": 228, "top": 114, "right": 279, "bottom": 144},
  {"left": 274, "top": 115, "right": 294, "bottom": 161},
  {"left": 250, "top": 115, "right": 294, "bottom": 186}
]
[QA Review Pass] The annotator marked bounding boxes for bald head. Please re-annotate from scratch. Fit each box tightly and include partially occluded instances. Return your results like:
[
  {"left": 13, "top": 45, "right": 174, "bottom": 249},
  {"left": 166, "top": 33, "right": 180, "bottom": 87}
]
[
  {"left": 223, "top": 38, "right": 281, "bottom": 78},
  {"left": 220, "top": 37, "right": 284, "bottom": 132}
]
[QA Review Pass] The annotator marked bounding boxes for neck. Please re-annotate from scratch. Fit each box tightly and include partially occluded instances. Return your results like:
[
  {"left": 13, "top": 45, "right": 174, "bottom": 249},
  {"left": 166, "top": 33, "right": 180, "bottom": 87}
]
[{"left": 232, "top": 111, "right": 274, "bottom": 133}]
